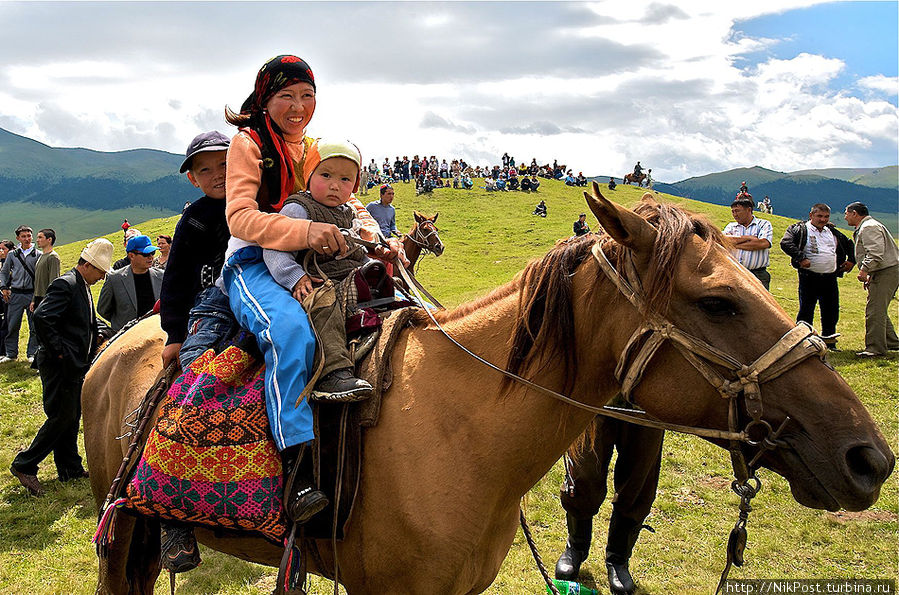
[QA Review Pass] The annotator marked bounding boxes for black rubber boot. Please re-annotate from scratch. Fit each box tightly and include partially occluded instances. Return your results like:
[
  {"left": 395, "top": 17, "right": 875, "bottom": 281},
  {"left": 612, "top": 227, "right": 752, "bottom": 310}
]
[
  {"left": 554, "top": 514, "right": 592, "bottom": 580},
  {"left": 282, "top": 443, "right": 329, "bottom": 524},
  {"left": 605, "top": 511, "right": 644, "bottom": 595}
]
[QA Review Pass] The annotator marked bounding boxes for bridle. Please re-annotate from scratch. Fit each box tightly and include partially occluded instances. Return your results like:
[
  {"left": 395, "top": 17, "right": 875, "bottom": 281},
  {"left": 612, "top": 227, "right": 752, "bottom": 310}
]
[
  {"left": 591, "top": 240, "right": 829, "bottom": 481},
  {"left": 404, "top": 220, "right": 442, "bottom": 255}
]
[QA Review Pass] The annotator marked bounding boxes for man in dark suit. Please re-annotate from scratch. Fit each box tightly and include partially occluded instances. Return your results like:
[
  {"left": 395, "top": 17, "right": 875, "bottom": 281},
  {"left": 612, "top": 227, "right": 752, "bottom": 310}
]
[
  {"left": 10, "top": 238, "right": 113, "bottom": 496},
  {"left": 98, "top": 235, "right": 163, "bottom": 332}
]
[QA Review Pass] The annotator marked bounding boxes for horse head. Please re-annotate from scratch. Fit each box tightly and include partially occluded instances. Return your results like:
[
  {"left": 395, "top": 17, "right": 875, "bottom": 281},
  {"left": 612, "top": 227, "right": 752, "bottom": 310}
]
[
  {"left": 411, "top": 211, "right": 444, "bottom": 257},
  {"left": 569, "top": 183, "right": 893, "bottom": 512}
]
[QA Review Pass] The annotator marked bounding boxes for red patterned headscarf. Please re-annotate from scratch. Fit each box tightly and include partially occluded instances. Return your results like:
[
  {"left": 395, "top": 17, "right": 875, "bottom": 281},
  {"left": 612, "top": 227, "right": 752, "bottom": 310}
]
[{"left": 238, "top": 55, "right": 316, "bottom": 212}]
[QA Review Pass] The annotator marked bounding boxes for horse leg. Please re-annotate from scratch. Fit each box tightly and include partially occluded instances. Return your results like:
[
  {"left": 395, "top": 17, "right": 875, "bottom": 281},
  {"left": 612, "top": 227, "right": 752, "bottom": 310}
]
[{"left": 96, "top": 514, "right": 162, "bottom": 595}]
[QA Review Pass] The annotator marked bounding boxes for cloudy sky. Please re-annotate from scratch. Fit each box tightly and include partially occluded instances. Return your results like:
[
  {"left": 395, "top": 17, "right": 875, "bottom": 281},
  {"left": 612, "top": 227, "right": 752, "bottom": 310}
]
[{"left": 1, "top": 1, "right": 896, "bottom": 182}]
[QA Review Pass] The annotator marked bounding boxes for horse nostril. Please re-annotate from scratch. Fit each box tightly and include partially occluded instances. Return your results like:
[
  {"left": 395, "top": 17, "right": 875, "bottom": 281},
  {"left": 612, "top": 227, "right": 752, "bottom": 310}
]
[{"left": 845, "top": 445, "right": 894, "bottom": 491}]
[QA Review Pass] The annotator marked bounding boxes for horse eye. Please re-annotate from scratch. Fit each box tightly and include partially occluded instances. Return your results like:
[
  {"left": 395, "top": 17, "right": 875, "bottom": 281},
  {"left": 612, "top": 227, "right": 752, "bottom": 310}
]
[{"left": 697, "top": 297, "right": 737, "bottom": 317}]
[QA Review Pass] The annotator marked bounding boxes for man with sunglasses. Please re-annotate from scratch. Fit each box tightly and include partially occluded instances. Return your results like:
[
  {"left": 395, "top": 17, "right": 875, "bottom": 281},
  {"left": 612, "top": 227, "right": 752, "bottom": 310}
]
[{"left": 98, "top": 235, "right": 163, "bottom": 333}]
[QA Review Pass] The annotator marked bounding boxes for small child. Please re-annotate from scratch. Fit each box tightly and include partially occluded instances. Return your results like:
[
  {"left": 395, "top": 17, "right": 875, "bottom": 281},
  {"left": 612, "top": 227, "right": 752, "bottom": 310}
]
[{"left": 263, "top": 139, "right": 374, "bottom": 401}]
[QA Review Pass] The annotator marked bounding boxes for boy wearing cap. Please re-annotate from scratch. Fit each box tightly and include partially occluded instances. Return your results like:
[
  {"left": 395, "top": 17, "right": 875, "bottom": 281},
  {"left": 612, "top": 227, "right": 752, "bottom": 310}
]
[
  {"left": 98, "top": 235, "right": 163, "bottom": 332},
  {"left": 10, "top": 238, "right": 111, "bottom": 496},
  {"left": 159, "top": 131, "right": 234, "bottom": 370}
]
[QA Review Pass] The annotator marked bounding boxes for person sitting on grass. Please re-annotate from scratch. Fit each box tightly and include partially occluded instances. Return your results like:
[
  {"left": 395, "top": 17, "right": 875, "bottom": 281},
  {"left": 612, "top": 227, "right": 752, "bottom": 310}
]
[{"left": 533, "top": 200, "right": 547, "bottom": 217}]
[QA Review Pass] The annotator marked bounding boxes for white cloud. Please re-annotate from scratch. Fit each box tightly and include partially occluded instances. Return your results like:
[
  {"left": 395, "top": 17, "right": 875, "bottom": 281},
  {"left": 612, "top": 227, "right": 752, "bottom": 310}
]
[
  {"left": 0, "top": 1, "right": 895, "bottom": 182},
  {"left": 857, "top": 75, "right": 899, "bottom": 96}
]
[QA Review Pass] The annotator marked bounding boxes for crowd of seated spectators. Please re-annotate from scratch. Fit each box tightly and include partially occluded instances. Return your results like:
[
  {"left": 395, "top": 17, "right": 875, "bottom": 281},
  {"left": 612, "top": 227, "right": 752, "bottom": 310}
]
[{"left": 361, "top": 152, "right": 584, "bottom": 195}]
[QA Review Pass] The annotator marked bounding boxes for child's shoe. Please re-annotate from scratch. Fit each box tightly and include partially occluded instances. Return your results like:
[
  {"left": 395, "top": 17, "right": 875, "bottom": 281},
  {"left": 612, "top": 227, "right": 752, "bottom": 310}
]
[
  {"left": 311, "top": 368, "right": 373, "bottom": 402},
  {"left": 285, "top": 477, "right": 329, "bottom": 524}
]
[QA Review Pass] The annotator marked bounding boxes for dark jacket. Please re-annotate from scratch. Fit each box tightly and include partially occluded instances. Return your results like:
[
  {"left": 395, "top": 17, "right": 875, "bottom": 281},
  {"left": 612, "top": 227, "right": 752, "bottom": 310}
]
[
  {"left": 780, "top": 221, "right": 855, "bottom": 276},
  {"left": 159, "top": 195, "right": 229, "bottom": 345},
  {"left": 33, "top": 268, "right": 98, "bottom": 372}
]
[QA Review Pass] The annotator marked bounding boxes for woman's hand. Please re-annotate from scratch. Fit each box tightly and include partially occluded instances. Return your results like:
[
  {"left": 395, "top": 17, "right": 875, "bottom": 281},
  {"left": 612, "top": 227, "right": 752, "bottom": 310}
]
[{"left": 307, "top": 222, "right": 348, "bottom": 256}]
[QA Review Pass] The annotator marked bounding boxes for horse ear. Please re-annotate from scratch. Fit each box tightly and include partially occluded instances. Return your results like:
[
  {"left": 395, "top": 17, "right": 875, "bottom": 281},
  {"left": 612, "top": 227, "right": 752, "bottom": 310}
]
[
  {"left": 641, "top": 192, "right": 659, "bottom": 206},
  {"left": 414, "top": 211, "right": 424, "bottom": 223},
  {"left": 585, "top": 182, "right": 656, "bottom": 253},
  {"left": 432, "top": 212, "right": 438, "bottom": 223}
]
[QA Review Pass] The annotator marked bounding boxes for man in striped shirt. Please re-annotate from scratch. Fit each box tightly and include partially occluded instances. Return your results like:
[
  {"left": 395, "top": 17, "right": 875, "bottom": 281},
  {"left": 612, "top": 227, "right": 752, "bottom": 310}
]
[{"left": 723, "top": 197, "right": 773, "bottom": 290}]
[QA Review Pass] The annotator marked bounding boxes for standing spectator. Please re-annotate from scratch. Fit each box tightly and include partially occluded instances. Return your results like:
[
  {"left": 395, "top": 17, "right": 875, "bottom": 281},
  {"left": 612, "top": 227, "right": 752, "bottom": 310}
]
[
  {"left": 359, "top": 167, "right": 370, "bottom": 195},
  {"left": 9, "top": 238, "right": 112, "bottom": 496},
  {"left": 112, "top": 227, "right": 142, "bottom": 270},
  {"left": 724, "top": 198, "right": 774, "bottom": 289},
  {"left": 0, "top": 240, "right": 12, "bottom": 357},
  {"left": 31, "top": 229, "right": 61, "bottom": 312},
  {"left": 97, "top": 235, "right": 163, "bottom": 332},
  {"left": 723, "top": 198, "right": 773, "bottom": 290},
  {"left": 502, "top": 152, "right": 510, "bottom": 168},
  {"left": 843, "top": 202, "right": 899, "bottom": 357},
  {"left": 554, "top": 415, "right": 664, "bottom": 595},
  {"left": 0, "top": 225, "right": 40, "bottom": 363},
  {"left": 645, "top": 169, "right": 653, "bottom": 189},
  {"left": 366, "top": 184, "right": 399, "bottom": 238},
  {"left": 780, "top": 204, "right": 855, "bottom": 349},
  {"left": 573, "top": 214, "right": 590, "bottom": 236},
  {"left": 154, "top": 235, "right": 172, "bottom": 269},
  {"left": 402, "top": 156, "right": 410, "bottom": 183}
]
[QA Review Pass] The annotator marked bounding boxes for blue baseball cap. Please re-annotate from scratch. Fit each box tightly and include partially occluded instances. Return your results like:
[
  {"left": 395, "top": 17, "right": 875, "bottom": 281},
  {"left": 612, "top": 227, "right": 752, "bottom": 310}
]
[{"left": 126, "top": 235, "right": 158, "bottom": 254}]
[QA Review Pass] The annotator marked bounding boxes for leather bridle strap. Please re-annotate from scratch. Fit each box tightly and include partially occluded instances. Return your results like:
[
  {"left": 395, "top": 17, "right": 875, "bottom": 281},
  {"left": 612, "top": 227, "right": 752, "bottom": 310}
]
[{"left": 405, "top": 222, "right": 440, "bottom": 253}]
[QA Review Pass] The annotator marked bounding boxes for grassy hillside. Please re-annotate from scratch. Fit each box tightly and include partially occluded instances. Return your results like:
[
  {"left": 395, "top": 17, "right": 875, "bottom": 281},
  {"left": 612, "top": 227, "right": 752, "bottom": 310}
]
[
  {"left": 791, "top": 166, "right": 898, "bottom": 189},
  {"left": 0, "top": 179, "right": 895, "bottom": 594},
  {"left": 0, "top": 202, "right": 179, "bottom": 246}
]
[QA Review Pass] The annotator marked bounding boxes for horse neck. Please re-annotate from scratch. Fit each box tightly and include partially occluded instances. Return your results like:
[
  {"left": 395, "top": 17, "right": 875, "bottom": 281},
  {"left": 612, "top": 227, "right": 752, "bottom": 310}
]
[
  {"left": 407, "top": 276, "right": 616, "bottom": 500},
  {"left": 402, "top": 235, "right": 422, "bottom": 269}
]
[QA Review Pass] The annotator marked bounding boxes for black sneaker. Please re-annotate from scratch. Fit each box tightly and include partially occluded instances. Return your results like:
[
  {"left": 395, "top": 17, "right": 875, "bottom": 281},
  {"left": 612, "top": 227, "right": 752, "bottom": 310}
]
[
  {"left": 160, "top": 524, "right": 201, "bottom": 573},
  {"left": 311, "top": 368, "right": 373, "bottom": 402},
  {"left": 286, "top": 484, "right": 329, "bottom": 524}
]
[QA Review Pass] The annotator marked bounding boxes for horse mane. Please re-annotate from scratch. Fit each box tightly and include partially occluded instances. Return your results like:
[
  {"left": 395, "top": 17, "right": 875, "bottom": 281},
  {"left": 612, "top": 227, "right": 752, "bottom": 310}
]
[
  {"left": 501, "top": 198, "right": 725, "bottom": 394},
  {"left": 411, "top": 198, "right": 725, "bottom": 396}
]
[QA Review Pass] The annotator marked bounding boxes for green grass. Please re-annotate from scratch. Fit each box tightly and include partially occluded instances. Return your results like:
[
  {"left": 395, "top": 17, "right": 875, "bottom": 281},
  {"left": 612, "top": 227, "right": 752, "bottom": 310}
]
[
  {"left": 1, "top": 180, "right": 896, "bottom": 594},
  {"left": 0, "top": 202, "right": 178, "bottom": 246}
]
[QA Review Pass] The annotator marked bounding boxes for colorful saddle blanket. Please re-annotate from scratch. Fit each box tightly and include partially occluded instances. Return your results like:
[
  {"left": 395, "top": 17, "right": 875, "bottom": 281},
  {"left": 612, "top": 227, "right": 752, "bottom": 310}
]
[
  {"left": 123, "top": 308, "right": 418, "bottom": 543},
  {"left": 124, "top": 337, "right": 289, "bottom": 543}
]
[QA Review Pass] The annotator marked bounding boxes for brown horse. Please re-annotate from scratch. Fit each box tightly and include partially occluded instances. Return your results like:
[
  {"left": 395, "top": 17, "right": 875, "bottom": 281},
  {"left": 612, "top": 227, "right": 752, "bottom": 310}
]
[
  {"left": 83, "top": 186, "right": 893, "bottom": 594},
  {"left": 624, "top": 172, "right": 647, "bottom": 186},
  {"left": 400, "top": 210, "right": 444, "bottom": 273}
]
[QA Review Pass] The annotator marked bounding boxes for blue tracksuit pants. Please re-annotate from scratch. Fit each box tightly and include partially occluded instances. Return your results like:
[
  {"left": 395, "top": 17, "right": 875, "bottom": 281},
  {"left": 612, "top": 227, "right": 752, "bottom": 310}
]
[{"left": 223, "top": 247, "right": 316, "bottom": 451}]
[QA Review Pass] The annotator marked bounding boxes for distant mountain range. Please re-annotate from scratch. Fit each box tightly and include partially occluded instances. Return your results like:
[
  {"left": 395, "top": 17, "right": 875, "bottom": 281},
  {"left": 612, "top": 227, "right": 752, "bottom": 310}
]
[
  {"left": 651, "top": 166, "right": 898, "bottom": 225},
  {"left": 0, "top": 127, "right": 192, "bottom": 212},
  {"left": 2, "top": 127, "right": 896, "bottom": 238}
]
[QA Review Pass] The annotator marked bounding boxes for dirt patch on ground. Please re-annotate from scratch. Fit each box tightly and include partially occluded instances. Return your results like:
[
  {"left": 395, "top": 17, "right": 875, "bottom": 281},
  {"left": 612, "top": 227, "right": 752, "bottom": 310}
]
[
  {"left": 826, "top": 509, "right": 897, "bottom": 523},
  {"left": 697, "top": 475, "right": 731, "bottom": 490}
]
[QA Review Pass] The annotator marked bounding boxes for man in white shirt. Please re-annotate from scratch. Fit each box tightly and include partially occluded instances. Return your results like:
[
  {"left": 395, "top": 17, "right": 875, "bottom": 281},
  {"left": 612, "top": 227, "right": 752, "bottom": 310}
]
[
  {"left": 723, "top": 198, "right": 773, "bottom": 290},
  {"left": 779, "top": 203, "right": 855, "bottom": 348}
]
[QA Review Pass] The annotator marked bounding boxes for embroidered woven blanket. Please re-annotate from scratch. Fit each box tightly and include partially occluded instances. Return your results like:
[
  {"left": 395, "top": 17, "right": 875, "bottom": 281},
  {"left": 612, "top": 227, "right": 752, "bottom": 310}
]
[{"left": 124, "top": 341, "right": 288, "bottom": 543}]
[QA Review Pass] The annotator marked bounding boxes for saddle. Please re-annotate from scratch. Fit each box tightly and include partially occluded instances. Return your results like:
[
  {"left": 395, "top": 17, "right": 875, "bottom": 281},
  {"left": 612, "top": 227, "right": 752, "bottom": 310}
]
[{"left": 118, "top": 306, "right": 418, "bottom": 546}]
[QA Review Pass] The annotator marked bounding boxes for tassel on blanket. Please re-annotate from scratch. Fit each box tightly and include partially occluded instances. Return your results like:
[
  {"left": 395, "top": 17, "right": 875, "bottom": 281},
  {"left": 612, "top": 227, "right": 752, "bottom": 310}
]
[
  {"left": 93, "top": 497, "right": 128, "bottom": 554},
  {"left": 276, "top": 524, "right": 306, "bottom": 594}
]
